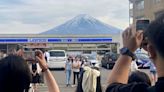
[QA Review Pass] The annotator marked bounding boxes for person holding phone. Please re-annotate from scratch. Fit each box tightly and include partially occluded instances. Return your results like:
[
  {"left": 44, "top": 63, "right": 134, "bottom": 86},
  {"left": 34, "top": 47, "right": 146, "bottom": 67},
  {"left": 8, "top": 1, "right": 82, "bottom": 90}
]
[
  {"left": 0, "top": 50, "right": 60, "bottom": 92},
  {"left": 106, "top": 13, "right": 164, "bottom": 92},
  {"left": 35, "top": 50, "right": 60, "bottom": 92}
]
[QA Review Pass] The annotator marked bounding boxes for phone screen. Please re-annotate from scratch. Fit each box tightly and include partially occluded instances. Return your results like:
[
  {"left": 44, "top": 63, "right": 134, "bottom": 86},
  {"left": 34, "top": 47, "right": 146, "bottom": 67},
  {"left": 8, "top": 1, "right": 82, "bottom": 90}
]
[
  {"left": 136, "top": 20, "right": 150, "bottom": 31},
  {"left": 24, "top": 51, "right": 36, "bottom": 61}
]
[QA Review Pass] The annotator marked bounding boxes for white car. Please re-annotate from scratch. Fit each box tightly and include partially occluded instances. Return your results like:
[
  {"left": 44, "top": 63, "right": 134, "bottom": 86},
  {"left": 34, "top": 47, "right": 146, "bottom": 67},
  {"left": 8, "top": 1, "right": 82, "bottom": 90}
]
[
  {"left": 47, "top": 50, "right": 67, "bottom": 69},
  {"left": 83, "top": 55, "right": 100, "bottom": 67}
]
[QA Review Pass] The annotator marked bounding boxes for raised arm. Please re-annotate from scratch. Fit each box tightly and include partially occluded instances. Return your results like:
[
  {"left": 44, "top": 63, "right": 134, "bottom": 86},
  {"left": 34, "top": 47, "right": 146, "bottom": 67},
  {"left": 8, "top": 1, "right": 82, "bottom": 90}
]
[
  {"left": 108, "top": 27, "right": 143, "bottom": 85},
  {"left": 36, "top": 50, "right": 60, "bottom": 92}
]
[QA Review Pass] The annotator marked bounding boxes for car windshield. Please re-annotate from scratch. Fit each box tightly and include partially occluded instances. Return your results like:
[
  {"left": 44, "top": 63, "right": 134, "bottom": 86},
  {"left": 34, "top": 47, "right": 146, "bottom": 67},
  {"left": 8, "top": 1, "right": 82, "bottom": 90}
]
[
  {"left": 105, "top": 52, "right": 117, "bottom": 60},
  {"left": 49, "top": 51, "right": 65, "bottom": 57},
  {"left": 85, "top": 55, "right": 95, "bottom": 60}
]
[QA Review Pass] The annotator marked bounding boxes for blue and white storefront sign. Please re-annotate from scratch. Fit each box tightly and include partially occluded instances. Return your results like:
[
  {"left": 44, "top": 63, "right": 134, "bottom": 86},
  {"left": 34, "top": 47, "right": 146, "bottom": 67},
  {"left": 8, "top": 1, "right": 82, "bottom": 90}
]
[
  {"left": 0, "top": 38, "right": 28, "bottom": 43},
  {"left": 0, "top": 38, "right": 112, "bottom": 43},
  {"left": 28, "top": 38, "right": 48, "bottom": 43}
]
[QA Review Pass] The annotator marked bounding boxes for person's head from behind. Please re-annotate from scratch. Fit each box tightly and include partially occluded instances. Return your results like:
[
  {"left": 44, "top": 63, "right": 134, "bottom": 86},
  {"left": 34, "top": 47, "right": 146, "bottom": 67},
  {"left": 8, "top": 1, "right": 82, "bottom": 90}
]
[
  {"left": 68, "top": 56, "right": 73, "bottom": 62},
  {"left": 76, "top": 66, "right": 102, "bottom": 92},
  {"left": 128, "top": 70, "right": 151, "bottom": 86},
  {"left": 145, "top": 13, "right": 164, "bottom": 64},
  {"left": 0, "top": 55, "right": 31, "bottom": 92}
]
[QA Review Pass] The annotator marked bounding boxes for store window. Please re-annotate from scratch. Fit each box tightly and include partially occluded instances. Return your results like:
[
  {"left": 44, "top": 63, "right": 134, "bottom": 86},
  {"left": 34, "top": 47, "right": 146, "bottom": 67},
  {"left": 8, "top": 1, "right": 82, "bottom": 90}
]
[
  {"left": 0, "top": 44, "right": 7, "bottom": 52},
  {"left": 136, "top": 0, "right": 144, "bottom": 10},
  {"left": 135, "top": 16, "right": 145, "bottom": 20}
]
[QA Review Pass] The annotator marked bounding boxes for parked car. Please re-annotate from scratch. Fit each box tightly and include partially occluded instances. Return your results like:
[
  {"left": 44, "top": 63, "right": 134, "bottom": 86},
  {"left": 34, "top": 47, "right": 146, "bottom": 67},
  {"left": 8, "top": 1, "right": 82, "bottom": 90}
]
[
  {"left": 135, "top": 53, "right": 150, "bottom": 69},
  {"left": 101, "top": 52, "right": 118, "bottom": 69},
  {"left": 82, "top": 54, "right": 100, "bottom": 67},
  {"left": 47, "top": 50, "right": 67, "bottom": 69}
]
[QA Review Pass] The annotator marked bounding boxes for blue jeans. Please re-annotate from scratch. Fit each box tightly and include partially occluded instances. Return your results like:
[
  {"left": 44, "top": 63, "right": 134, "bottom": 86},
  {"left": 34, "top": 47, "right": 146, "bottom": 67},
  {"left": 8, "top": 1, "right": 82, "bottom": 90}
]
[{"left": 66, "top": 70, "right": 71, "bottom": 85}]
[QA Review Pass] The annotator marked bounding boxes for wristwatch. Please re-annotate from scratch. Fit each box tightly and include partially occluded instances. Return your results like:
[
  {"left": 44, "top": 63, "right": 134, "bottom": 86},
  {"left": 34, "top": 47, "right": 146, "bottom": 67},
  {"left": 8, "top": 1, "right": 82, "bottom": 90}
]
[{"left": 120, "top": 47, "right": 136, "bottom": 60}]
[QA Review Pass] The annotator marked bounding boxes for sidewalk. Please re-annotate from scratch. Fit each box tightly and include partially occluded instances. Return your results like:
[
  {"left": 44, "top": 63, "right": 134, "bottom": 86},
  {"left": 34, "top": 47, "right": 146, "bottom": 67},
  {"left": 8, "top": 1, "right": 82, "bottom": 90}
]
[{"left": 31, "top": 83, "right": 76, "bottom": 92}]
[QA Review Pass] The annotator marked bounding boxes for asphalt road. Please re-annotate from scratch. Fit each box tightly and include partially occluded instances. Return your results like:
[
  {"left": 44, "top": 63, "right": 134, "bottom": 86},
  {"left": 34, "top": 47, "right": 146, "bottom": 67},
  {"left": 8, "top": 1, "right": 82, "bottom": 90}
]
[{"left": 37, "top": 68, "right": 149, "bottom": 92}]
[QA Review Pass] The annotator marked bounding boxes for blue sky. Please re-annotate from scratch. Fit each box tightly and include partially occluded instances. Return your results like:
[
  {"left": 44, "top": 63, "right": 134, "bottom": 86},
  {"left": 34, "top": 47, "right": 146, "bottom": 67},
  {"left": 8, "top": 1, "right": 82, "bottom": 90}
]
[{"left": 0, "top": 0, "right": 129, "bottom": 34}]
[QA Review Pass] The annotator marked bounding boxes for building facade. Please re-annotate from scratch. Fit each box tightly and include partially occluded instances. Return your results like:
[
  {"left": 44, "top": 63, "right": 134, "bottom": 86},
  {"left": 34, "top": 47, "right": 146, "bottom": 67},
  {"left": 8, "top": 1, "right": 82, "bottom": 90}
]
[
  {"left": 130, "top": 0, "right": 164, "bottom": 23},
  {"left": 0, "top": 34, "right": 121, "bottom": 55}
]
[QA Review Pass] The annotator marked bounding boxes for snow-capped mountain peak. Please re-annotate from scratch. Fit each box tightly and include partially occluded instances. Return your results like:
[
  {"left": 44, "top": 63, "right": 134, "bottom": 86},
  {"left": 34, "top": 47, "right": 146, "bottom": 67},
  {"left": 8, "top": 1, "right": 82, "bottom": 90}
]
[{"left": 41, "top": 14, "right": 121, "bottom": 35}]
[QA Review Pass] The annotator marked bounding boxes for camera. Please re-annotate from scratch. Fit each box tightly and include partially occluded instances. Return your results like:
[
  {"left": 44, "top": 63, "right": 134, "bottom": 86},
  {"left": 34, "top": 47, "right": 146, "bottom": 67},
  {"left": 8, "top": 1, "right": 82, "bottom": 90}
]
[{"left": 136, "top": 19, "right": 150, "bottom": 31}]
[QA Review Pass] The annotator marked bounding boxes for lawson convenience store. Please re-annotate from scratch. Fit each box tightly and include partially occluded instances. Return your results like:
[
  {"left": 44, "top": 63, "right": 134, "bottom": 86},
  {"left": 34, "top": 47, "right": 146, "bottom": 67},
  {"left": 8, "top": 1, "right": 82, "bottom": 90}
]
[{"left": 0, "top": 34, "right": 121, "bottom": 54}]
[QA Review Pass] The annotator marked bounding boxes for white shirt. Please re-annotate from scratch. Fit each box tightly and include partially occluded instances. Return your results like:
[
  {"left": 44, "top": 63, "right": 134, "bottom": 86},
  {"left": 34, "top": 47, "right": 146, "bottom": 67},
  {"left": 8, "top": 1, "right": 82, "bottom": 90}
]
[
  {"left": 44, "top": 52, "right": 50, "bottom": 61},
  {"left": 72, "top": 61, "right": 81, "bottom": 72}
]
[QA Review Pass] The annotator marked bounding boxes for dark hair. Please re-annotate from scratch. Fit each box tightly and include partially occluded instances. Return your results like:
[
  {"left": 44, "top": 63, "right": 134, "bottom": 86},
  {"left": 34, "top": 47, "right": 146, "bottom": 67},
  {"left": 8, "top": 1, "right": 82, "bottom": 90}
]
[
  {"left": 0, "top": 55, "right": 31, "bottom": 92},
  {"left": 128, "top": 70, "right": 151, "bottom": 86},
  {"left": 68, "top": 57, "right": 73, "bottom": 62},
  {"left": 76, "top": 68, "right": 102, "bottom": 92},
  {"left": 145, "top": 13, "right": 164, "bottom": 57}
]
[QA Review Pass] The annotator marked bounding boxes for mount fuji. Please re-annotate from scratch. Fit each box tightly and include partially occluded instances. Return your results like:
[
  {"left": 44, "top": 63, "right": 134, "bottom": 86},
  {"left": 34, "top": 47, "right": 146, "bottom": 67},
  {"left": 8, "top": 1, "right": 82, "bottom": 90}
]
[{"left": 41, "top": 14, "right": 121, "bottom": 35}]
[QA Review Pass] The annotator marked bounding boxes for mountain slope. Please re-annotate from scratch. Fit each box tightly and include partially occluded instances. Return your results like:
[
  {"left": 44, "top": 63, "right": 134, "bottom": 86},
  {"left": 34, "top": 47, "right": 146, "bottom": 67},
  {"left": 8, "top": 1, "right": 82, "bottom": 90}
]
[{"left": 41, "top": 14, "right": 121, "bottom": 35}]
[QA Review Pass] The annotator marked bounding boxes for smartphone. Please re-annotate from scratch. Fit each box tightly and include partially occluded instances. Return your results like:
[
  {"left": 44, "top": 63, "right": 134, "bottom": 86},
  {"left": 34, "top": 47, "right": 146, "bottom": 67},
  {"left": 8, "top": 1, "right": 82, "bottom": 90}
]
[
  {"left": 35, "top": 51, "right": 40, "bottom": 57},
  {"left": 136, "top": 19, "right": 150, "bottom": 31},
  {"left": 24, "top": 51, "right": 36, "bottom": 61}
]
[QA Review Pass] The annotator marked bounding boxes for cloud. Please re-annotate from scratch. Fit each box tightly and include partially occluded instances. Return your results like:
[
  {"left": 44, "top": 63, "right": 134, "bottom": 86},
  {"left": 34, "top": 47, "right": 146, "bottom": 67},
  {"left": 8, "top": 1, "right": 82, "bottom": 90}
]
[
  {"left": 0, "top": 0, "right": 24, "bottom": 5},
  {"left": 0, "top": 22, "right": 45, "bottom": 34},
  {"left": 97, "top": 16, "right": 129, "bottom": 30},
  {"left": 0, "top": 0, "right": 129, "bottom": 34}
]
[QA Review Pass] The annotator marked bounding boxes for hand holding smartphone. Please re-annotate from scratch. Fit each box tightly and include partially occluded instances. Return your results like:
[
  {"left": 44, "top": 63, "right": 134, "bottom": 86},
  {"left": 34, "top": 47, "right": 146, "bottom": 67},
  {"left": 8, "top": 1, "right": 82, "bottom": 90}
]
[
  {"left": 136, "top": 19, "right": 150, "bottom": 31},
  {"left": 24, "top": 51, "right": 36, "bottom": 61},
  {"left": 35, "top": 51, "right": 41, "bottom": 57},
  {"left": 136, "top": 19, "right": 150, "bottom": 49},
  {"left": 35, "top": 50, "right": 48, "bottom": 71}
]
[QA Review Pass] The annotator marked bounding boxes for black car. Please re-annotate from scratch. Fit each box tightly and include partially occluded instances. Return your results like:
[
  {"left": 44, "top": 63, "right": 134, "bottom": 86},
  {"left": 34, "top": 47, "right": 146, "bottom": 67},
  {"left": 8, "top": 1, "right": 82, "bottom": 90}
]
[{"left": 101, "top": 52, "right": 118, "bottom": 69}]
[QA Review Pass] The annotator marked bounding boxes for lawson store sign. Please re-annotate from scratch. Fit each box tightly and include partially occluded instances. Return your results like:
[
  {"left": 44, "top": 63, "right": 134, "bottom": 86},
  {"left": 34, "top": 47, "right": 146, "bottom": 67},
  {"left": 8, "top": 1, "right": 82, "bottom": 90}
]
[{"left": 0, "top": 38, "right": 112, "bottom": 43}]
